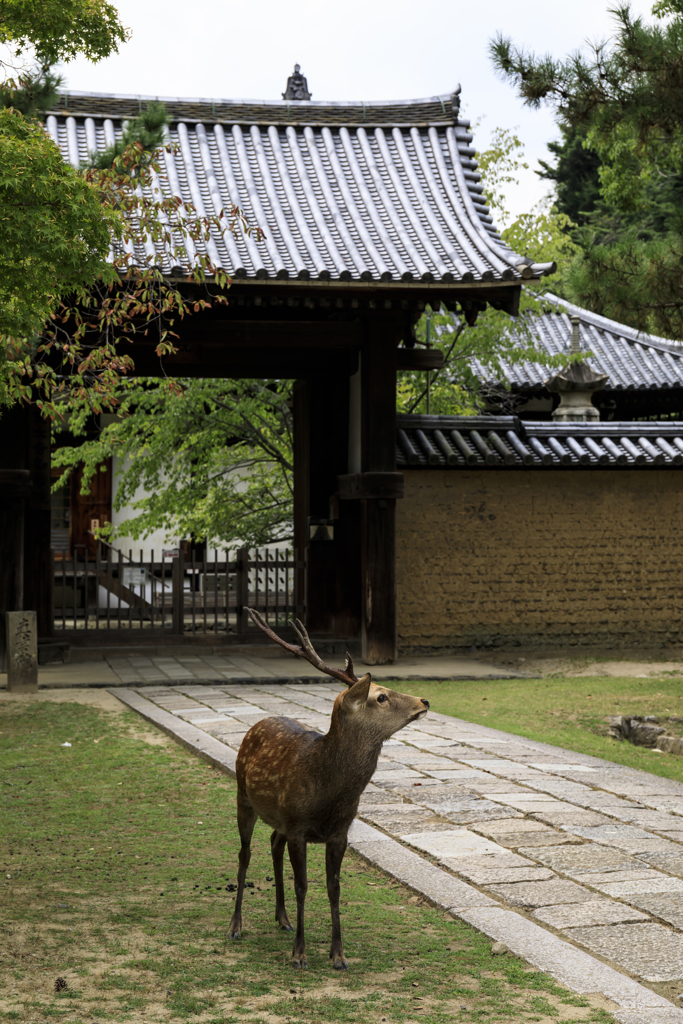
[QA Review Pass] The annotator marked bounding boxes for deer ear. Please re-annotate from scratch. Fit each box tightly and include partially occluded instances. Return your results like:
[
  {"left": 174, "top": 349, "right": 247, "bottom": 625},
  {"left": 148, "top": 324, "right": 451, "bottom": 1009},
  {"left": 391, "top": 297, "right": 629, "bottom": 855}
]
[{"left": 342, "top": 673, "right": 372, "bottom": 710}]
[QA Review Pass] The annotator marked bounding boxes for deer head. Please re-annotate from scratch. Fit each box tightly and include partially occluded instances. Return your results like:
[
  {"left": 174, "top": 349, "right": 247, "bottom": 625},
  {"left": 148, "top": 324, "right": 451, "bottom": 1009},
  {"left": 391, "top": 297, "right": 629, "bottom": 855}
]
[{"left": 246, "top": 608, "right": 429, "bottom": 742}]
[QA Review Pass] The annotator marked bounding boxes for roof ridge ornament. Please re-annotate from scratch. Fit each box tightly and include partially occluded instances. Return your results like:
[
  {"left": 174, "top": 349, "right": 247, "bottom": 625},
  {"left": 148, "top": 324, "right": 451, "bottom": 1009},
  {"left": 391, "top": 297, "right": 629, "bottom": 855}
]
[
  {"left": 569, "top": 313, "right": 581, "bottom": 356},
  {"left": 451, "top": 86, "right": 461, "bottom": 118},
  {"left": 282, "top": 64, "right": 312, "bottom": 101}
]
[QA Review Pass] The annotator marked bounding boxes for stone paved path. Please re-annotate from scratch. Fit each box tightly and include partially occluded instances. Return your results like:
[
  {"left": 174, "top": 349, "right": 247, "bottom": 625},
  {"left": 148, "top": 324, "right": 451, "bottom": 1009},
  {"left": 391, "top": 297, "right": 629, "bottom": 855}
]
[{"left": 112, "top": 680, "right": 683, "bottom": 1022}]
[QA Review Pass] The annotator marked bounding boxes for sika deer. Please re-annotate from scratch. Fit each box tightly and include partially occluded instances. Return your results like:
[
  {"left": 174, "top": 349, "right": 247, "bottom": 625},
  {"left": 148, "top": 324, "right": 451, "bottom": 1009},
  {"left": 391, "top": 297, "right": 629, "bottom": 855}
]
[{"left": 228, "top": 608, "right": 429, "bottom": 970}]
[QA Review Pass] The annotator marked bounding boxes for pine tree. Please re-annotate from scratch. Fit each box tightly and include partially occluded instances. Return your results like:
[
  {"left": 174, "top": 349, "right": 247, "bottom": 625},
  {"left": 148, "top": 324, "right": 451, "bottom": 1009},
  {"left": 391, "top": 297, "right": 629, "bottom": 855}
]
[
  {"left": 491, "top": 1, "right": 683, "bottom": 337},
  {"left": 86, "top": 101, "right": 170, "bottom": 173}
]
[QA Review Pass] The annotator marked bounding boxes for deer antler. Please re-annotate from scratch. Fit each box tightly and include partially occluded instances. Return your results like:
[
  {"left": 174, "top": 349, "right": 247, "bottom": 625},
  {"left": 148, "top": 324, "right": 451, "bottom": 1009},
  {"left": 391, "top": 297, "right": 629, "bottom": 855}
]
[{"left": 247, "top": 608, "right": 360, "bottom": 687}]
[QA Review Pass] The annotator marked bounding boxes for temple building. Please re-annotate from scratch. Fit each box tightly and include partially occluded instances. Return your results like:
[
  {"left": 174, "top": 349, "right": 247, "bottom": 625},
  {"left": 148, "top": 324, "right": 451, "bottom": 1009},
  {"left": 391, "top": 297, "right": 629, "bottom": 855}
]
[
  {"left": 11, "top": 72, "right": 677, "bottom": 660},
  {"left": 0, "top": 73, "right": 558, "bottom": 664}
]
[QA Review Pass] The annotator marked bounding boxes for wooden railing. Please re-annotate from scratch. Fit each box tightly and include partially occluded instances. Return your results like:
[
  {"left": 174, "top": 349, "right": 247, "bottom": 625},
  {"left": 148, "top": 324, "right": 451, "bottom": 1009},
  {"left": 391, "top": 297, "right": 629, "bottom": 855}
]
[{"left": 52, "top": 544, "right": 304, "bottom": 636}]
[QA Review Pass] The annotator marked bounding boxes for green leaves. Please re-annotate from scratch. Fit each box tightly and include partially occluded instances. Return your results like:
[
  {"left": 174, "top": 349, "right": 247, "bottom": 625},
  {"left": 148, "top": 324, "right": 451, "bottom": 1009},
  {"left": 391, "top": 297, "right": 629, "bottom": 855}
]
[
  {"left": 0, "top": 107, "right": 113, "bottom": 339},
  {"left": 0, "top": 0, "right": 128, "bottom": 69},
  {"left": 0, "top": 69, "right": 63, "bottom": 117},
  {"left": 0, "top": 0, "right": 127, "bottom": 411}
]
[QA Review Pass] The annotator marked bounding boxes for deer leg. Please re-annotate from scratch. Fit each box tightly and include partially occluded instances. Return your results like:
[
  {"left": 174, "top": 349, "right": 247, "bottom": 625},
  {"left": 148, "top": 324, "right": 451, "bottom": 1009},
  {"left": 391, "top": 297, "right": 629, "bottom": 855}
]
[
  {"left": 228, "top": 791, "right": 257, "bottom": 940},
  {"left": 270, "top": 830, "right": 293, "bottom": 931},
  {"left": 287, "top": 837, "right": 308, "bottom": 969},
  {"left": 326, "top": 834, "right": 349, "bottom": 970}
]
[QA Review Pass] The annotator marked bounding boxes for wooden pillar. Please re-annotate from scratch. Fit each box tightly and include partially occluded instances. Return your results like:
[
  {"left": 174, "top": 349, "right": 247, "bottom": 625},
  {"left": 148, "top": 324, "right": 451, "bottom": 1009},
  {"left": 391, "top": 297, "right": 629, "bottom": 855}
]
[
  {"left": 293, "top": 380, "right": 310, "bottom": 626},
  {"left": 0, "top": 407, "right": 30, "bottom": 665},
  {"left": 0, "top": 477, "right": 27, "bottom": 667},
  {"left": 361, "top": 497, "right": 396, "bottom": 663},
  {"left": 23, "top": 407, "right": 53, "bottom": 639},
  {"left": 294, "top": 375, "right": 355, "bottom": 636},
  {"left": 360, "top": 326, "right": 398, "bottom": 664},
  {"left": 332, "top": 496, "right": 361, "bottom": 640}
]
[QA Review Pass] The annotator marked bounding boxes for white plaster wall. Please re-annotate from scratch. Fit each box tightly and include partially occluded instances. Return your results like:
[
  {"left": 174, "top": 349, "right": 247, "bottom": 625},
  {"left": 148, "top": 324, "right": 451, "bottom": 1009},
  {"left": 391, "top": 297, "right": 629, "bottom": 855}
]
[
  {"left": 109, "top": 455, "right": 292, "bottom": 561},
  {"left": 110, "top": 455, "right": 176, "bottom": 561}
]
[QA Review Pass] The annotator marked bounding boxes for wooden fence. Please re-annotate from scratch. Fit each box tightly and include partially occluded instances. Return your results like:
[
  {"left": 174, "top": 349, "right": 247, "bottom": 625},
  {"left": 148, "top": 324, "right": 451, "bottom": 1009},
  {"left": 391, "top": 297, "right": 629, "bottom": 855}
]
[{"left": 52, "top": 542, "right": 304, "bottom": 636}]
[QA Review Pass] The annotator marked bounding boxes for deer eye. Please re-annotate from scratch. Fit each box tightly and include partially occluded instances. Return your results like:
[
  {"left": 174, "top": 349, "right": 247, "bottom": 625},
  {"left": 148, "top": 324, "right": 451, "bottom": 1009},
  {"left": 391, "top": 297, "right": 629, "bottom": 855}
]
[{"left": 377, "top": 693, "right": 388, "bottom": 704}]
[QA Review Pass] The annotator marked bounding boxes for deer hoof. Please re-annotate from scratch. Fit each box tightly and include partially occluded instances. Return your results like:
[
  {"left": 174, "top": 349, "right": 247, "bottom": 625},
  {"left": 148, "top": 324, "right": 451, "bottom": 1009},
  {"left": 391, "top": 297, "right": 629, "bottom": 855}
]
[
  {"left": 332, "top": 957, "right": 349, "bottom": 971},
  {"left": 292, "top": 956, "right": 308, "bottom": 969},
  {"left": 228, "top": 931, "right": 242, "bottom": 941}
]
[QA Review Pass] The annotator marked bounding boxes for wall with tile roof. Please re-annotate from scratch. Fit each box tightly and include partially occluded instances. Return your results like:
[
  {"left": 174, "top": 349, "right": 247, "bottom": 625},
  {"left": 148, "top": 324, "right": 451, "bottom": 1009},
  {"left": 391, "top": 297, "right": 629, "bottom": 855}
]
[{"left": 397, "top": 415, "right": 683, "bottom": 468}]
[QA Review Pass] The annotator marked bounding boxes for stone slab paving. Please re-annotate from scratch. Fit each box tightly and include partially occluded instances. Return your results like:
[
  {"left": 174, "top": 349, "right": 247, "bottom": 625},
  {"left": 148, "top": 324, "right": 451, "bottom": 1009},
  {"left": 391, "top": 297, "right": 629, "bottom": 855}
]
[{"left": 109, "top": 683, "right": 683, "bottom": 1021}]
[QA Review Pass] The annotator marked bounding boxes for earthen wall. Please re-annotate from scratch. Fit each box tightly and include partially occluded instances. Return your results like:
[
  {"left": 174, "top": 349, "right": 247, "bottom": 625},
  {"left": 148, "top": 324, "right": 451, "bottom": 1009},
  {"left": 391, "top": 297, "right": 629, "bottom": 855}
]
[{"left": 396, "top": 469, "right": 683, "bottom": 651}]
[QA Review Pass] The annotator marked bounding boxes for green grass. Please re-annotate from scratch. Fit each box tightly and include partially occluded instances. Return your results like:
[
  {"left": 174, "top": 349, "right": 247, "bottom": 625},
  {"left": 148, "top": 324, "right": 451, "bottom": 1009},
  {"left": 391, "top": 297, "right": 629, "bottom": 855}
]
[
  {"left": 0, "top": 698, "right": 614, "bottom": 1023},
  {"left": 415, "top": 672, "right": 683, "bottom": 781}
]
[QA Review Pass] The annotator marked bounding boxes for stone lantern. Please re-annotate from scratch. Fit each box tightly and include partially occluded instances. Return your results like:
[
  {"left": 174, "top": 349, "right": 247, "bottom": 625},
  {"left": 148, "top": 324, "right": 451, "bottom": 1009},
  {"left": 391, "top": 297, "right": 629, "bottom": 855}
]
[{"left": 545, "top": 315, "right": 609, "bottom": 422}]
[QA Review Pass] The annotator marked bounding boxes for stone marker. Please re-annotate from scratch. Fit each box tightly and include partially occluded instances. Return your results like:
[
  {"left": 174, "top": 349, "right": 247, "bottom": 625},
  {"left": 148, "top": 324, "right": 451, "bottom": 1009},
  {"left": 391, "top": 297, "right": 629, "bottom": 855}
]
[{"left": 6, "top": 610, "right": 38, "bottom": 693}]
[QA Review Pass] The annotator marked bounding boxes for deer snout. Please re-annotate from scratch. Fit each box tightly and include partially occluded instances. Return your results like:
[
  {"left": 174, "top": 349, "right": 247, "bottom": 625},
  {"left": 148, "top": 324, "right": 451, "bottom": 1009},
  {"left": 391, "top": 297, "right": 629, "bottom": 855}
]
[{"left": 420, "top": 699, "right": 430, "bottom": 709}]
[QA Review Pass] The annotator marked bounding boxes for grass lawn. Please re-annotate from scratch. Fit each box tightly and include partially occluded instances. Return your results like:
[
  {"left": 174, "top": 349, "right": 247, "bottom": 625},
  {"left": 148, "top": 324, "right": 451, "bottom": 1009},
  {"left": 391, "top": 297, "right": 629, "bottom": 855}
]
[
  {"left": 416, "top": 671, "right": 683, "bottom": 782},
  {"left": 0, "top": 694, "right": 616, "bottom": 1024}
]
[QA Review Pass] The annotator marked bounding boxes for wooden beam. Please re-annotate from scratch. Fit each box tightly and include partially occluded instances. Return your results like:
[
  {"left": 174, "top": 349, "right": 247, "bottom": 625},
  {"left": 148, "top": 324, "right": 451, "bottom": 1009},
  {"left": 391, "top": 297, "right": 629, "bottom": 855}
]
[
  {"left": 338, "top": 472, "right": 404, "bottom": 499},
  {"left": 123, "top": 349, "right": 359, "bottom": 380},
  {"left": 180, "top": 320, "right": 361, "bottom": 348},
  {"left": 396, "top": 349, "right": 445, "bottom": 371}
]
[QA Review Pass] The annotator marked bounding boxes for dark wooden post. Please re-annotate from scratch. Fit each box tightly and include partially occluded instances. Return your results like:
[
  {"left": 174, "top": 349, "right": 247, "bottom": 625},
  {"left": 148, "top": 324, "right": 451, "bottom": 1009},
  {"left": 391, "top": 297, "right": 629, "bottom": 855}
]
[
  {"left": 294, "top": 373, "right": 357, "bottom": 638},
  {"left": 0, "top": 472, "right": 28, "bottom": 667},
  {"left": 310, "top": 375, "right": 350, "bottom": 635},
  {"left": 235, "top": 546, "right": 249, "bottom": 634},
  {"left": 172, "top": 549, "right": 185, "bottom": 635},
  {"left": 360, "top": 325, "right": 399, "bottom": 664},
  {"left": 0, "top": 406, "right": 31, "bottom": 665},
  {"left": 293, "top": 380, "right": 309, "bottom": 628},
  {"left": 23, "top": 406, "right": 53, "bottom": 639}
]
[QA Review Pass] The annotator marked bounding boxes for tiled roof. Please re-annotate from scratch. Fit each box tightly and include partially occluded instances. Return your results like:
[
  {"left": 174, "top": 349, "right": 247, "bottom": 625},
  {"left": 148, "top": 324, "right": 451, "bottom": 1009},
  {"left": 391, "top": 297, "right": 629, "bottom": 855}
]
[
  {"left": 397, "top": 415, "right": 683, "bottom": 469},
  {"left": 45, "top": 91, "right": 556, "bottom": 285},
  {"left": 50, "top": 90, "right": 464, "bottom": 127},
  {"left": 468, "top": 294, "right": 683, "bottom": 391}
]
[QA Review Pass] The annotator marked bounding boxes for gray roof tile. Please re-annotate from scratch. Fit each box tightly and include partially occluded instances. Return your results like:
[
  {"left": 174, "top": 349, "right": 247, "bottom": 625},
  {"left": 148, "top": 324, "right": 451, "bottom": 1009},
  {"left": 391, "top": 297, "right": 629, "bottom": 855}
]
[
  {"left": 467, "top": 294, "right": 683, "bottom": 391},
  {"left": 397, "top": 415, "right": 683, "bottom": 469},
  {"left": 45, "top": 91, "right": 555, "bottom": 284}
]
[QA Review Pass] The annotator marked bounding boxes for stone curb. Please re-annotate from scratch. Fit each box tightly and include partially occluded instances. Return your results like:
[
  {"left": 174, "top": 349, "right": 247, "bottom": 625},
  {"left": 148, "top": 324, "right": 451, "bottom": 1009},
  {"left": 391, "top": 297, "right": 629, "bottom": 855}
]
[
  {"left": 458, "top": 907, "right": 676, "bottom": 1011},
  {"left": 109, "top": 686, "right": 683, "bottom": 1021}
]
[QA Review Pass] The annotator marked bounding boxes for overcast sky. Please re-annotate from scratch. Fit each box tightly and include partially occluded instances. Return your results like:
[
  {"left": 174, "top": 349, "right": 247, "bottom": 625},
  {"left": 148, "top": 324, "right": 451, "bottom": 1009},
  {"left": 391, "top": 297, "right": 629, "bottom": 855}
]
[{"left": 60, "top": 0, "right": 653, "bottom": 219}]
